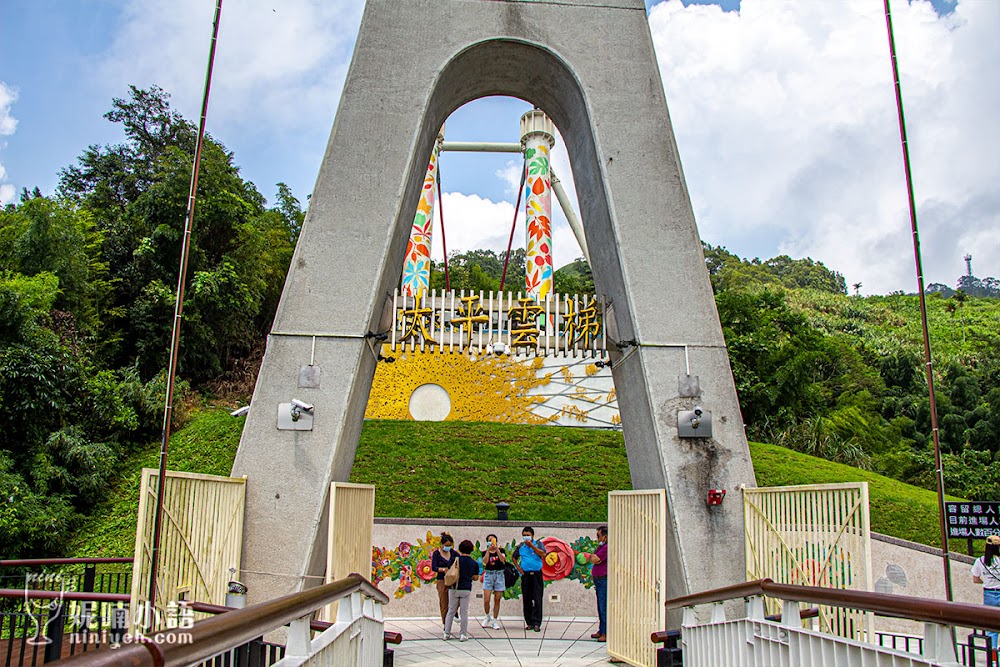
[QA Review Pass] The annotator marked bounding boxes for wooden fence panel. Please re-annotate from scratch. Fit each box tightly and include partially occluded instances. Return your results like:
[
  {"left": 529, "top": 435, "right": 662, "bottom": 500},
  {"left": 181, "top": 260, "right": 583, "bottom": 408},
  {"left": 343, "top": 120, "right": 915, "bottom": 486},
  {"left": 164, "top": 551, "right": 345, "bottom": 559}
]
[
  {"left": 743, "top": 483, "right": 873, "bottom": 640},
  {"left": 325, "top": 482, "right": 376, "bottom": 620},
  {"left": 131, "top": 470, "right": 246, "bottom": 629},
  {"left": 608, "top": 489, "right": 667, "bottom": 667}
]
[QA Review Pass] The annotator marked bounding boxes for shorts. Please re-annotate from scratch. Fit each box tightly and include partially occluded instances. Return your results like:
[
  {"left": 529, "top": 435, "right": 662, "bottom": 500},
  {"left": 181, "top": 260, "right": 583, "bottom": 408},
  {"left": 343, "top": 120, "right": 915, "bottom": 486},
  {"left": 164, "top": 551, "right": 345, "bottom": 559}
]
[{"left": 483, "top": 569, "right": 506, "bottom": 592}]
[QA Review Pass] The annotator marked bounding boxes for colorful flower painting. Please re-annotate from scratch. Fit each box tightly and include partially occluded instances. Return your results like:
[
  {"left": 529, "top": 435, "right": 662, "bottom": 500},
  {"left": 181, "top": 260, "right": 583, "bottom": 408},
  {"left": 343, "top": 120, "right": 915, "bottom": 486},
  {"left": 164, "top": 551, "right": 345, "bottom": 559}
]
[
  {"left": 401, "top": 145, "right": 439, "bottom": 297},
  {"left": 371, "top": 532, "right": 604, "bottom": 600},
  {"left": 524, "top": 142, "right": 554, "bottom": 301}
]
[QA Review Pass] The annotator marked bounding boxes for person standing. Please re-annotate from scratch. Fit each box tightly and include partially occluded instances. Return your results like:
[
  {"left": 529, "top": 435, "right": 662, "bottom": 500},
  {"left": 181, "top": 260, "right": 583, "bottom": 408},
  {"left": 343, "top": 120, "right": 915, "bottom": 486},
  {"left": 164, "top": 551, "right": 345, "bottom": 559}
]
[
  {"left": 480, "top": 533, "right": 507, "bottom": 630},
  {"left": 444, "top": 539, "right": 480, "bottom": 642},
  {"left": 972, "top": 534, "right": 1000, "bottom": 652},
  {"left": 514, "top": 526, "right": 546, "bottom": 632},
  {"left": 431, "top": 533, "right": 457, "bottom": 625},
  {"left": 587, "top": 525, "right": 609, "bottom": 642}
]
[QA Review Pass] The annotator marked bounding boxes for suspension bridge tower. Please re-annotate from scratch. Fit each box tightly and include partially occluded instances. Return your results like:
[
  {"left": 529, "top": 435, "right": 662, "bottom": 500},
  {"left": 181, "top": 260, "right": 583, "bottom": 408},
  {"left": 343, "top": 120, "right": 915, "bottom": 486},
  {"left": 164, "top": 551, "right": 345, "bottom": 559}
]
[{"left": 232, "top": 0, "right": 756, "bottom": 607}]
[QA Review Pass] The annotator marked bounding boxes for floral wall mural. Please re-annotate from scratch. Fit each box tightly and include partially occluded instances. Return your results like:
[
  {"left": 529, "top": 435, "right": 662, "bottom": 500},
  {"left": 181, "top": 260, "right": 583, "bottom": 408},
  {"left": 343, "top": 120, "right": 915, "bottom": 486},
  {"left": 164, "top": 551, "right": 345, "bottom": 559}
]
[{"left": 372, "top": 531, "right": 603, "bottom": 600}]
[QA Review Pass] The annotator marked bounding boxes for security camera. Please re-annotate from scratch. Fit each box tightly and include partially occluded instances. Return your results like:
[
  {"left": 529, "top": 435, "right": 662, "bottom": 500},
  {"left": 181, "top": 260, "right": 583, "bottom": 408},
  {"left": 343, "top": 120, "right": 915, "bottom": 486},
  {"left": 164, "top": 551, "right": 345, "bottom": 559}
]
[
  {"left": 493, "top": 342, "right": 508, "bottom": 355},
  {"left": 693, "top": 406, "right": 703, "bottom": 417},
  {"left": 290, "top": 399, "right": 314, "bottom": 412},
  {"left": 229, "top": 406, "right": 250, "bottom": 417}
]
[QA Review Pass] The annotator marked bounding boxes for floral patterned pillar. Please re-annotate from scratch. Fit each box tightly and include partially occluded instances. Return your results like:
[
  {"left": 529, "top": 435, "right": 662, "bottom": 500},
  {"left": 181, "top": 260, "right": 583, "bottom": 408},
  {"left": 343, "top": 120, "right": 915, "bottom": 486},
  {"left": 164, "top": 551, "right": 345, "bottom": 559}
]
[
  {"left": 521, "top": 111, "right": 556, "bottom": 300},
  {"left": 401, "top": 130, "right": 443, "bottom": 297}
]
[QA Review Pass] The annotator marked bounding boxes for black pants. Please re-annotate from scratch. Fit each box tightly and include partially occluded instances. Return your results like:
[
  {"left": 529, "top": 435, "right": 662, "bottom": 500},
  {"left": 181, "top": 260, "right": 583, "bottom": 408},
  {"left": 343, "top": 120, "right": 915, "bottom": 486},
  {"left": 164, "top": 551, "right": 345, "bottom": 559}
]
[{"left": 521, "top": 571, "right": 544, "bottom": 627}]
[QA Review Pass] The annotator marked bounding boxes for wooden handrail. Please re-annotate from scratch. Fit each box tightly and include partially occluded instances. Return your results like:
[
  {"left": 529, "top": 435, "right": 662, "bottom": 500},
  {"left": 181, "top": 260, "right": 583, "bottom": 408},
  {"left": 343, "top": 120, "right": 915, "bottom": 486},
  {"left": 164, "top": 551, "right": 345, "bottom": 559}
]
[
  {"left": 666, "top": 578, "right": 1000, "bottom": 632},
  {"left": 190, "top": 600, "right": 403, "bottom": 644},
  {"left": 651, "top": 607, "right": 821, "bottom": 644},
  {"left": 52, "top": 573, "right": 389, "bottom": 667},
  {"left": 0, "top": 558, "right": 133, "bottom": 567}
]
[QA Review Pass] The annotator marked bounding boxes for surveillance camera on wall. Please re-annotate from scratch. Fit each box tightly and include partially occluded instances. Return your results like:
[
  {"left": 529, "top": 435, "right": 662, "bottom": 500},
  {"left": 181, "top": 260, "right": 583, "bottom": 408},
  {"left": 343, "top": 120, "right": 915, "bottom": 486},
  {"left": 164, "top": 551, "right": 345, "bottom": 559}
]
[
  {"left": 290, "top": 399, "right": 314, "bottom": 412},
  {"left": 230, "top": 406, "right": 250, "bottom": 417}
]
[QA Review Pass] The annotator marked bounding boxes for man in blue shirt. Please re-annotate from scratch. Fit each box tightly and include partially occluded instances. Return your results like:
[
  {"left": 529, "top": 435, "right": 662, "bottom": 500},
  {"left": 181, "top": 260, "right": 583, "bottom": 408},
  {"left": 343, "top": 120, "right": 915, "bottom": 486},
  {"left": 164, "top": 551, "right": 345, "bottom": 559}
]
[{"left": 514, "top": 526, "right": 547, "bottom": 631}]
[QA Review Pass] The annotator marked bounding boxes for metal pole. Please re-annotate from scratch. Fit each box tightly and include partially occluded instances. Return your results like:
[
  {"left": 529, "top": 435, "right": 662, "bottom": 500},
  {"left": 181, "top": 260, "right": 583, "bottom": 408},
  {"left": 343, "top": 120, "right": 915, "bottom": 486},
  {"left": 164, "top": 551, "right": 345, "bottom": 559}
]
[
  {"left": 148, "top": 0, "right": 224, "bottom": 611},
  {"left": 883, "top": 0, "right": 952, "bottom": 601},
  {"left": 550, "top": 168, "right": 589, "bottom": 264},
  {"left": 440, "top": 141, "right": 522, "bottom": 153}
]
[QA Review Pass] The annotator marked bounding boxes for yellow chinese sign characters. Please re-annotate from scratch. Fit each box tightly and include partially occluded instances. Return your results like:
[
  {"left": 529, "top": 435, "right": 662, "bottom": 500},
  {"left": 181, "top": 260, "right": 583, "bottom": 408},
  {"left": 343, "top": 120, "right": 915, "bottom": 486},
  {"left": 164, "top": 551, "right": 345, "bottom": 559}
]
[
  {"left": 451, "top": 295, "right": 489, "bottom": 348},
  {"left": 563, "top": 298, "right": 602, "bottom": 348},
  {"left": 509, "top": 298, "right": 545, "bottom": 347},
  {"left": 398, "top": 289, "right": 438, "bottom": 345}
]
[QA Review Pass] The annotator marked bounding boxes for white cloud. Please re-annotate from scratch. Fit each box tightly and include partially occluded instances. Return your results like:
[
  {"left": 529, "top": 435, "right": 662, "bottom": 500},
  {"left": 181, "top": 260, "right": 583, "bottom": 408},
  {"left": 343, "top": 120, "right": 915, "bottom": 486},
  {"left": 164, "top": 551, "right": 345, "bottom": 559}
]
[
  {"left": 649, "top": 0, "right": 1000, "bottom": 293},
  {"left": 97, "top": 0, "right": 362, "bottom": 138},
  {"left": 430, "top": 192, "right": 523, "bottom": 262},
  {"left": 0, "top": 81, "right": 17, "bottom": 205}
]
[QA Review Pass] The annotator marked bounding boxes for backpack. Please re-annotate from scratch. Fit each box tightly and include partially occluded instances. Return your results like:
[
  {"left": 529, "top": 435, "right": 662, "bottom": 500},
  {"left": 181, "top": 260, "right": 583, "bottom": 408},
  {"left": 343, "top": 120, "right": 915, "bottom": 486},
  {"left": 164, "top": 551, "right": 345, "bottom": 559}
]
[
  {"left": 444, "top": 555, "right": 461, "bottom": 587},
  {"left": 503, "top": 562, "right": 520, "bottom": 588}
]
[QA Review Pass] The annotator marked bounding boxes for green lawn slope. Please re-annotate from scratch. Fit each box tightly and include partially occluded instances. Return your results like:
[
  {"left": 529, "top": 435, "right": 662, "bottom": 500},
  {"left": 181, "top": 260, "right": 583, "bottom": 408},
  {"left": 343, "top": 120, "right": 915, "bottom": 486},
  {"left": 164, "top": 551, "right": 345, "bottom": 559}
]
[{"left": 68, "top": 410, "right": 957, "bottom": 557}]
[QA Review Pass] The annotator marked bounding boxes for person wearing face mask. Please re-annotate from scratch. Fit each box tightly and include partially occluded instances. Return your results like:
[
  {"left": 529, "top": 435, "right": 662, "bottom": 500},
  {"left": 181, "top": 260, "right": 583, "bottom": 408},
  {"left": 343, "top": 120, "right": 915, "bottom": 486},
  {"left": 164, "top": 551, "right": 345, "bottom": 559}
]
[
  {"left": 480, "top": 533, "right": 507, "bottom": 630},
  {"left": 587, "top": 526, "right": 609, "bottom": 642},
  {"left": 431, "top": 533, "right": 457, "bottom": 625},
  {"left": 514, "top": 526, "right": 546, "bottom": 632}
]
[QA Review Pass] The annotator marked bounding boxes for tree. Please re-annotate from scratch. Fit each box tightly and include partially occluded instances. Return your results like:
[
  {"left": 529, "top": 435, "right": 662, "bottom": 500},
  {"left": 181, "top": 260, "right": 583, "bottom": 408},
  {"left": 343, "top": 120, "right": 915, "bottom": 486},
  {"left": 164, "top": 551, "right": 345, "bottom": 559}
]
[{"left": 55, "top": 86, "right": 300, "bottom": 380}]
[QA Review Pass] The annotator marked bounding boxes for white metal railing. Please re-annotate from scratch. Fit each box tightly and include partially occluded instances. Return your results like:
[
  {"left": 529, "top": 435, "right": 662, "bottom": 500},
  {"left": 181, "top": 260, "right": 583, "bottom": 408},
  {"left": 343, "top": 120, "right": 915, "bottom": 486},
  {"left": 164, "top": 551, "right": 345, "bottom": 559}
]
[
  {"left": 275, "top": 591, "right": 384, "bottom": 667},
  {"left": 681, "top": 597, "right": 960, "bottom": 667}
]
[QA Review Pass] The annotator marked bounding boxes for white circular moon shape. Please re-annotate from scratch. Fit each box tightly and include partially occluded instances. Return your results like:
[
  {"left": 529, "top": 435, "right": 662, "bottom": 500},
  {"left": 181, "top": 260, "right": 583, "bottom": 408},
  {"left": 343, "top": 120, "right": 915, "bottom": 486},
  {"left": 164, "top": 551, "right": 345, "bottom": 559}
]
[{"left": 408, "top": 383, "right": 452, "bottom": 421}]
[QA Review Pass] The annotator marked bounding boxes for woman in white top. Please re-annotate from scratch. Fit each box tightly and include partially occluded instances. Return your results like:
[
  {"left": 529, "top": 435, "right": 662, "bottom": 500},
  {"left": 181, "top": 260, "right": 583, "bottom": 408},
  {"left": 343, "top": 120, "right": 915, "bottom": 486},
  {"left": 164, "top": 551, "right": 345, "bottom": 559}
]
[{"left": 971, "top": 534, "right": 1000, "bottom": 651}]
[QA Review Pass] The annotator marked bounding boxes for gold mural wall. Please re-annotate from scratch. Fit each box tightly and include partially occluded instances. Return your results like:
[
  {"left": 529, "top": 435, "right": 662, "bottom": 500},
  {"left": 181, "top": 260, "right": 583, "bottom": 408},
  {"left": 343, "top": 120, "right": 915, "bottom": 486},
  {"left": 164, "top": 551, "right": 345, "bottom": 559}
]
[{"left": 365, "top": 347, "right": 552, "bottom": 424}]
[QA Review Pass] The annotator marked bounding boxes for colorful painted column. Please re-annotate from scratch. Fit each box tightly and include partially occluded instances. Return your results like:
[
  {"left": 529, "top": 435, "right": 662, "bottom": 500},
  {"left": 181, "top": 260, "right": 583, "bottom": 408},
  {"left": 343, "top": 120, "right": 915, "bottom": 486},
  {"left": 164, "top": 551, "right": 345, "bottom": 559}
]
[
  {"left": 401, "top": 130, "right": 443, "bottom": 297},
  {"left": 521, "top": 110, "right": 556, "bottom": 301}
]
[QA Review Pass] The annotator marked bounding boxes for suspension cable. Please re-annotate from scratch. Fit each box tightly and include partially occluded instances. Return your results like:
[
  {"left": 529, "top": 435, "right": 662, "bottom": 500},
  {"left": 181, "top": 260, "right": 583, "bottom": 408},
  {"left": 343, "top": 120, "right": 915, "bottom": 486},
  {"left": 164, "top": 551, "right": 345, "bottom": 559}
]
[
  {"left": 149, "top": 0, "right": 223, "bottom": 610},
  {"left": 436, "top": 169, "right": 450, "bottom": 291},
  {"left": 883, "top": 0, "right": 951, "bottom": 601},
  {"left": 500, "top": 157, "right": 528, "bottom": 292}
]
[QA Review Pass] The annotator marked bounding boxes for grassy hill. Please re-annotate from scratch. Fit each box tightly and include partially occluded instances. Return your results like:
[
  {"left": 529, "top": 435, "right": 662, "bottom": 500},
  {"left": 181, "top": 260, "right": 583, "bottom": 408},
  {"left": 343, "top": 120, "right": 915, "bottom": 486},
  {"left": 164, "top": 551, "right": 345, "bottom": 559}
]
[{"left": 69, "top": 410, "right": 958, "bottom": 557}]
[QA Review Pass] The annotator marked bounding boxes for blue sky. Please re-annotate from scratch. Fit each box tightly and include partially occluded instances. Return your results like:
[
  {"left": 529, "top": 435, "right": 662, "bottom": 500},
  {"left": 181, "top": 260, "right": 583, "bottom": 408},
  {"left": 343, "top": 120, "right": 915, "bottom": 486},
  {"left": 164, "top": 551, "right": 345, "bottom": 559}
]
[{"left": 0, "top": 0, "right": 995, "bottom": 293}]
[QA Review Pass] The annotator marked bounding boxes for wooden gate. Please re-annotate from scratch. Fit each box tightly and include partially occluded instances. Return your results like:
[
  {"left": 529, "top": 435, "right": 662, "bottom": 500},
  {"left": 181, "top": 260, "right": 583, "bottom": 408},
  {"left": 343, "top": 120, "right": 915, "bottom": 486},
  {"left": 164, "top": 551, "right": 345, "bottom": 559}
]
[
  {"left": 608, "top": 490, "right": 667, "bottom": 667},
  {"left": 325, "top": 482, "right": 376, "bottom": 619},
  {"left": 743, "top": 482, "right": 873, "bottom": 640},
  {"left": 131, "top": 470, "right": 246, "bottom": 623}
]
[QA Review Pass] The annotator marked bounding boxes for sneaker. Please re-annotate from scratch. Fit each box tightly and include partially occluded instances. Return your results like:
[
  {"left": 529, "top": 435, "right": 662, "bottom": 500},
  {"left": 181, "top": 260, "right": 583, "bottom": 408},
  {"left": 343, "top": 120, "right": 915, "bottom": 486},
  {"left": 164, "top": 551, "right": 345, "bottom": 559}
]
[
  {"left": 480, "top": 615, "right": 492, "bottom": 627},
  {"left": 492, "top": 619, "right": 501, "bottom": 630},
  {"left": 443, "top": 631, "right": 453, "bottom": 641},
  {"left": 459, "top": 634, "right": 468, "bottom": 642}
]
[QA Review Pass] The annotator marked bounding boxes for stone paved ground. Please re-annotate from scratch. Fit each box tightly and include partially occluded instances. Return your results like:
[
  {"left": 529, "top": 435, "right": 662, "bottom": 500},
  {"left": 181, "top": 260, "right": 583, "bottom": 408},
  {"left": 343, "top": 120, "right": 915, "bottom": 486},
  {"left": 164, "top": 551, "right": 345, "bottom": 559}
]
[{"left": 386, "top": 616, "right": 617, "bottom": 666}]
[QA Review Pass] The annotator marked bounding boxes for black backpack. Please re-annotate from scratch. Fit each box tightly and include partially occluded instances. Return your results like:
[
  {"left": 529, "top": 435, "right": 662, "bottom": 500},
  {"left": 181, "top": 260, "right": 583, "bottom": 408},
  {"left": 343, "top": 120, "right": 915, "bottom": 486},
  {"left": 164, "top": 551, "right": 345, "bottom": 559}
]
[{"left": 503, "top": 562, "right": 520, "bottom": 588}]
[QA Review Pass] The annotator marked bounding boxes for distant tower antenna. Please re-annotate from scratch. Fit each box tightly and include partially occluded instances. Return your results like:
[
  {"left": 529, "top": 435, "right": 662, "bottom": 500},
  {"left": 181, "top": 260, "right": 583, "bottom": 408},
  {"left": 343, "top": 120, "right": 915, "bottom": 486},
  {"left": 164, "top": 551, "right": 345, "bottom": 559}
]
[{"left": 964, "top": 254, "right": 973, "bottom": 277}]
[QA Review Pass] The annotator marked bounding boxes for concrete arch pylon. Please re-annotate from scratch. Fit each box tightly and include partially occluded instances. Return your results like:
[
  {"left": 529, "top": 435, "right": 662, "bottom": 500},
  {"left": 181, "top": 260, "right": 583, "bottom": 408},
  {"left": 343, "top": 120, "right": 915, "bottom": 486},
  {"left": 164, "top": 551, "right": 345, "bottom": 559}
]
[{"left": 232, "top": 0, "right": 756, "bottom": 606}]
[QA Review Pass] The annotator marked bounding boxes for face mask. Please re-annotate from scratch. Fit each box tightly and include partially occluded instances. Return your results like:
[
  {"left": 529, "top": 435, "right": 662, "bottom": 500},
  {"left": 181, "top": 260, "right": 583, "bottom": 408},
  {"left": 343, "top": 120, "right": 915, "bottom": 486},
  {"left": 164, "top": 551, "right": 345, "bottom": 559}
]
[
  {"left": 522, "top": 535, "right": 531, "bottom": 542},
  {"left": 443, "top": 546, "right": 452, "bottom": 552}
]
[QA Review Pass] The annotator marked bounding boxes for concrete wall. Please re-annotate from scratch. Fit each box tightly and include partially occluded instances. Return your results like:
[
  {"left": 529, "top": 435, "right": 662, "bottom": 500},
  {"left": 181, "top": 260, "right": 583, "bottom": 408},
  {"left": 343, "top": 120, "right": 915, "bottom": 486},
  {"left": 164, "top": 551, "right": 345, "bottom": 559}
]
[
  {"left": 870, "top": 532, "right": 979, "bottom": 636},
  {"left": 373, "top": 519, "right": 604, "bottom": 619},
  {"left": 371, "top": 519, "right": 984, "bottom": 639}
]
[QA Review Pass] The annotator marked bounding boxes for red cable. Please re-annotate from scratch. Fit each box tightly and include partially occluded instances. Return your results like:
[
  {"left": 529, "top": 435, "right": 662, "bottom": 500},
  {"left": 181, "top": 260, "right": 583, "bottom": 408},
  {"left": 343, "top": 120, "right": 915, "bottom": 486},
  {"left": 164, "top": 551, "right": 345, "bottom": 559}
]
[
  {"left": 437, "top": 170, "right": 450, "bottom": 291},
  {"left": 499, "top": 158, "right": 528, "bottom": 292}
]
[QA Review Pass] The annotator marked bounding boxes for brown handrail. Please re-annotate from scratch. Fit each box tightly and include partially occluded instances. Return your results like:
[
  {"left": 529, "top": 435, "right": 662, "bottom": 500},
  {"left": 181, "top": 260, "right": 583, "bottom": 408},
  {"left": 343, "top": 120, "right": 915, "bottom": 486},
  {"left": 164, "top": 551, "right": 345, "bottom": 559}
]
[
  {"left": 666, "top": 578, "right": 1000, "bottom": 632},
  {"left": 52, "top": 573, "right": 389, "bottom": 667},
  {"left": 651, "top": 608, "right": 820, "bottom": 644},
  {"left": 0, "top": 558, "right": 133, "bottom": 567},
  {"left": 190, "top": 600, "right": 403, "bottom": 644},
  {"left": 0, "top": 589, "right": 130, "bottom": 603}
]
